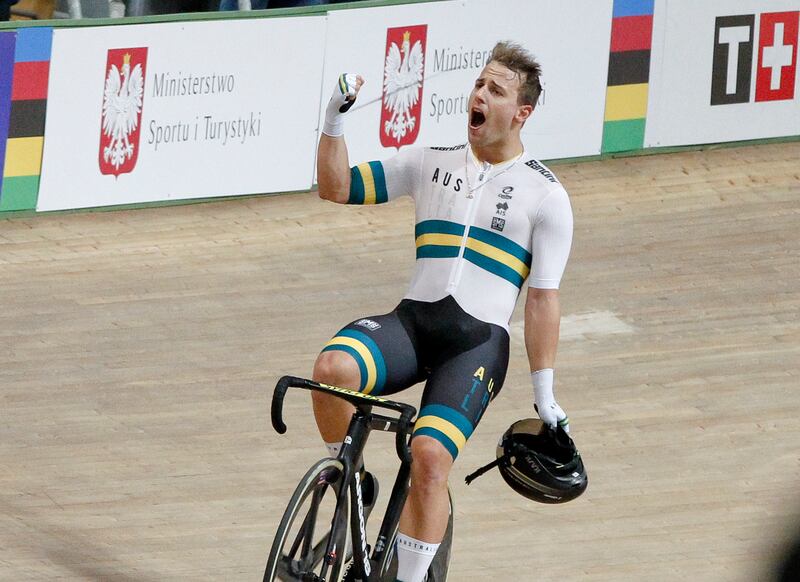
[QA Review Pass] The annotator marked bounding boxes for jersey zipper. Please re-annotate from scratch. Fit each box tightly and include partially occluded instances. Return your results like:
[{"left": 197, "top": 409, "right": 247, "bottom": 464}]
[{"left": 446, "top": 161, "right": 491, "bottom": 293}]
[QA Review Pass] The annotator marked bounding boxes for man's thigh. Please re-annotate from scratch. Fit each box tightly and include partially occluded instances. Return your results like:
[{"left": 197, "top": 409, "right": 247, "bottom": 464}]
[
  {"left": 321, "top": 311, "right": 424, "bottom": 396},
  {"left": 413, "top": 325, "right": 510, "bottom": 460}
]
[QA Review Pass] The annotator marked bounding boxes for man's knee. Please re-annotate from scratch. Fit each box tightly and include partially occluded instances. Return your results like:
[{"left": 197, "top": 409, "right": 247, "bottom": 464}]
[
  {"left": 313, "top": 350, "right": 361, "bottom": 389},
  {"left": 311, "top": 351, "right": 360, "bottom": 441},
  {"left": 410, "top": 436, "right": 453, "bottom": 490}
]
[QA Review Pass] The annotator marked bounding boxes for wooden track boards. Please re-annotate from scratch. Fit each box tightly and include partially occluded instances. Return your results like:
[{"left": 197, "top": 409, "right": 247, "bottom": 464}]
[{"left": 1, "top": 142, "right": 798, "bottom": 580}]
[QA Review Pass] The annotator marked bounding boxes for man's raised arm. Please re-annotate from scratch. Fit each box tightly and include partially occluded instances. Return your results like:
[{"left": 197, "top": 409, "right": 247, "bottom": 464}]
[{"left": 317, "top": 74, "right": 363, "bottom": 204}]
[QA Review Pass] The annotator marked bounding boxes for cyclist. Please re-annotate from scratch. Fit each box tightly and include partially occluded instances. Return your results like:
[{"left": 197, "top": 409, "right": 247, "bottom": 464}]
[{"left": 311, "top": 41, "right": 574, "bottom": 582}]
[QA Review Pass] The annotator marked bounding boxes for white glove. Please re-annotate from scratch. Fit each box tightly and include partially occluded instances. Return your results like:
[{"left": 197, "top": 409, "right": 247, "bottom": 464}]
[
  {"left": 322, "top": 73, "right": 362, "bottom": 137},
  {"left": 532, "top": 369, "right": 569, "bottom": 433}
]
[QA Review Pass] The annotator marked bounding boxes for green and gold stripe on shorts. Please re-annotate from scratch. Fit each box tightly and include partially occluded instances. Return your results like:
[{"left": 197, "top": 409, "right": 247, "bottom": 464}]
[
  {"left": 413, "top": 404, "right": 475, "bottom": 460},
  {"left": 349, "top": 161, "right": 388, "bottom": 204},
  {"left": 321, "top": 329, "right": 387, "bottom": 394}
]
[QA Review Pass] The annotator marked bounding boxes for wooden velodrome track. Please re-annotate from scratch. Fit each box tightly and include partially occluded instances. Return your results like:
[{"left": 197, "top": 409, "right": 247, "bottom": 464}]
[{"left": 2, "top": 141, "right": 799, "bottom": 581}]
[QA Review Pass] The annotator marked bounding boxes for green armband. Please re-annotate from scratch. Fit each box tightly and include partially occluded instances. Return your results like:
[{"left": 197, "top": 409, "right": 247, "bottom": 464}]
[{"left": 349, "top": 162, "right": 388, "bottom": 205}]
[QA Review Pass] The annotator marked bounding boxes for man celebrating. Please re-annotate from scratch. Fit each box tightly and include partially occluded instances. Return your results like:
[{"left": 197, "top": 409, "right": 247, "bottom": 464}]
[{"left": 311, "top": 41, "right": 574, "bottom": 582}]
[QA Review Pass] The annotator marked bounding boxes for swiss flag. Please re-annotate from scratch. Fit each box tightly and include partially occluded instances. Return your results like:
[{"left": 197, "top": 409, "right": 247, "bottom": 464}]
[{"left": 755, "top": 12, "right": 798, "bottom": 102}]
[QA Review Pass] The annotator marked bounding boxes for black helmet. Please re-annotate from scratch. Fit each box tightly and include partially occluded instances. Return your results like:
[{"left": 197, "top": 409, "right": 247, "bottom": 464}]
[{"left": 494, "top": 418, "right": 587, "bottom": 503}]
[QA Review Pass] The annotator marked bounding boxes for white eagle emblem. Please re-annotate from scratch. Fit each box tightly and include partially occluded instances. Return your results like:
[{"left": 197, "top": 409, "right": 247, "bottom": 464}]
[
  {"left": 382, "top": 31, "right": 425, "bottom": 143},
  {"left": 101, "top": 53, "right": 144, "bottom": 171}
]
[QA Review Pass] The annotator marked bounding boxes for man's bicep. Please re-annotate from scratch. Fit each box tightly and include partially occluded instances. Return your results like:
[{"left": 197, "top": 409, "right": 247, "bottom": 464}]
[
  {"left": 348, "top": 161, "right": 391, "bottom": 204},
  {"left": 528, "top": 188, "right": 574, "bottom": 289},
  {"left": 346, "top": 148, "right": 423, "bottom": 205}
]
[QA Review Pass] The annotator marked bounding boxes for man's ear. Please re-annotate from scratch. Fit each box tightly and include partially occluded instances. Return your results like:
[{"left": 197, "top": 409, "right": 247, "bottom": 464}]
[{"left": 516, "top": 104, "right": 534, "bottom": 124}]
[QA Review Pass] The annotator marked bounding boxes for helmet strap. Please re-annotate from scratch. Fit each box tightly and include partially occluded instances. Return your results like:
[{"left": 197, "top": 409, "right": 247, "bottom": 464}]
[{"left": 464, "top": 455, "right": 509, "bottom": 485}]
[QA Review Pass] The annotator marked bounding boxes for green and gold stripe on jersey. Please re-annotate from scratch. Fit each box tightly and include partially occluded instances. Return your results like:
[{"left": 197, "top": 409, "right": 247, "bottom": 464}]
[
  {"left": 415, "top": 220, "right": 532, "bottom": 288},
  {"left": 415, "top": 220, "right": 464, "bottom": 259},
  {"left": 464, "top": 226, "right": 532, "bottom": 288},
  {"left": 348, "top": 161, "right": 389, "bottom": 205}
]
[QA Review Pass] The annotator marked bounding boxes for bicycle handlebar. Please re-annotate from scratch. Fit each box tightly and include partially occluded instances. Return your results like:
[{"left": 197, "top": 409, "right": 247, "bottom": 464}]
[{"left": 271, "top": 375, "right": 417, "bottom": 464}]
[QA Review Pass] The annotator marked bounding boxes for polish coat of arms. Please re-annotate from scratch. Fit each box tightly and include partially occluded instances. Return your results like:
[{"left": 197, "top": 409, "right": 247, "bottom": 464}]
[
  {"left": 381, "top": 25, "right": 427, "bottom": 149},
  {"left": 99, "top": 47, "right": 148, "bottom": 177}
]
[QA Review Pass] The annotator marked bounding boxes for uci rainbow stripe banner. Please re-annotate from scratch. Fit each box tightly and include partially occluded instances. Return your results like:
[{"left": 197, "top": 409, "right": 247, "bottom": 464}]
[
  {"left": 0, "top": 27, "right": 52, "bottom": 212},
  {"left": 602, "top": 0, "right": 654, "bottom": 153}
]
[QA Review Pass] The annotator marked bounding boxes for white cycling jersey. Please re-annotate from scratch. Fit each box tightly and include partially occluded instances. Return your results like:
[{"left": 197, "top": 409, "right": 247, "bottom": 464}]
[{"left": 347, "top": 144, "right": 573, "bottom": 330}]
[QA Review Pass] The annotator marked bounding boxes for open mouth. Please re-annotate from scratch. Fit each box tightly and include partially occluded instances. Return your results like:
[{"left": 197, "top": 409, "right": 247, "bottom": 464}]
[{"left": 470, "top": 109, "right": 486, "bottom": 129}]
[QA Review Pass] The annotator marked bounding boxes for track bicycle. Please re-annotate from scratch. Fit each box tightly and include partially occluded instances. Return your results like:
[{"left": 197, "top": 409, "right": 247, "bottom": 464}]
[{"left": 264, "top": 376, "right": 453, "bottom": 582}]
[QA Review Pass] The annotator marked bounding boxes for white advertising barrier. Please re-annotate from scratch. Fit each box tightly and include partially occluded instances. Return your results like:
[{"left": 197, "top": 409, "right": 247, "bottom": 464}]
[
  {"left": 318, "top": 0, "right": 612, "bottom": 166},
  {"left": 646, "top": 0, "right": 800, "bottom": 147},
  {"left": 38, "top": 17, "right": 325, "bottom": 211}
]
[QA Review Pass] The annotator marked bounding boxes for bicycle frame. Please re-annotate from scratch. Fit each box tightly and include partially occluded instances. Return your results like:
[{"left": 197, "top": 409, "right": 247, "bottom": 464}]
[
  {"left": 343, "top": 408, "right": 414, "bottom": 581},
  {"left": 271, "top": 376, "right": 417, "bottom": 581}
]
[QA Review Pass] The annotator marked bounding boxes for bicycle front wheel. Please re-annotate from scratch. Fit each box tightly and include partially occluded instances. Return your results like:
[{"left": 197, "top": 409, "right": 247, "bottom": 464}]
[{"left": 264, "top": 457, "right": 351, "bottom": 582}]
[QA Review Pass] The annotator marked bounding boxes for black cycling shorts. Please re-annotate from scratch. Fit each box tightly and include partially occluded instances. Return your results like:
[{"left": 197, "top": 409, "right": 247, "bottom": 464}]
[{"left": 321, "top": 295, "right": 510, "bottom": 460}]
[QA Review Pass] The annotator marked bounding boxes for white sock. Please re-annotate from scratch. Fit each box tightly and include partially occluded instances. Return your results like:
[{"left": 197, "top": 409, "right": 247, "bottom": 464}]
[
  {"left": 326, "top": 441, "right": 367, "bottom": 476},
  {"left": 395, "top": 532, "right": 439, "bottom": 582},
  {"left": 325, "top": 441, "right": 342, "bottom": 458}
]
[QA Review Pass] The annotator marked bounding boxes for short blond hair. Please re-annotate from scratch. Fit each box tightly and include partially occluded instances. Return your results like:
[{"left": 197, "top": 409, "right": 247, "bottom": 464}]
[{"left": 490, "top": 41, "right": 543, "bottom": 109}]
